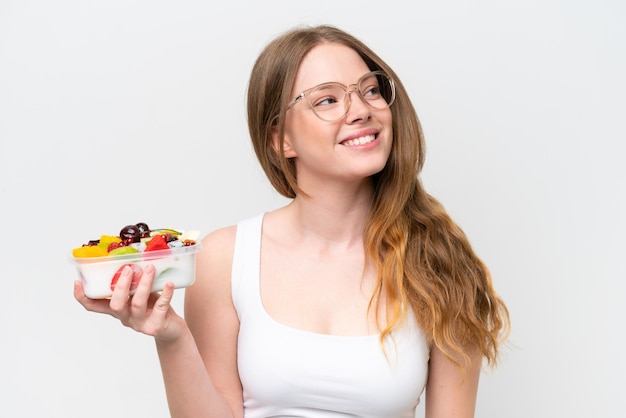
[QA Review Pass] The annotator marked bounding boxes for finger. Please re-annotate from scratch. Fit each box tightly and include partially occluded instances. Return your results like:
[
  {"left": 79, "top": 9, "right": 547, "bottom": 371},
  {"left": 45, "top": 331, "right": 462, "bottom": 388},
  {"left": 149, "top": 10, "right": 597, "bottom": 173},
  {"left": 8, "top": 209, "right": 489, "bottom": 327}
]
[
  {"left": 153, "top": 281, "right": 175, "bottom": 315},
  {"left": 129, "top": 264, "right": 156, "bottom": 319},
  {"left": 128, "top": 264, "right": 144, "bottom": 292},
  {"left": 145, "top": 282, "right": 175, "bottom": 335},
  {"left": 109, "top": 265, "right": 133, "bottom": 314},
  {"left": 134, "top": 263, "right": 155, "bottom": 298}
]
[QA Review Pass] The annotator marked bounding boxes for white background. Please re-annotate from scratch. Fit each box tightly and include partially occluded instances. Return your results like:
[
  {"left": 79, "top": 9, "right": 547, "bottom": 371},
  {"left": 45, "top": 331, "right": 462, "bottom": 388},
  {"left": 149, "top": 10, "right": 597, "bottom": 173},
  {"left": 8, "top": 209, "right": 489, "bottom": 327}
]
[{"left": 1, "top": 1, "right": 624, "bottom": 417}]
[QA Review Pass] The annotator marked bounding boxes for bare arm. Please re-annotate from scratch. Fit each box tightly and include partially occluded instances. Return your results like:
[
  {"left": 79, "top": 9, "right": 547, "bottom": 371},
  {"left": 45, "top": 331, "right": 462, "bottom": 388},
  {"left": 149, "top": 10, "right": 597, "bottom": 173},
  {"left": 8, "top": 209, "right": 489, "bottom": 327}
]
[
  {"left": 425, "top": 346, "right": 482, "bottom": 418},
  {"left": 155, "top": 319, "right": 235, "bottom": 417},
  {"left": 180, "top": 226, "right": 244, "bottom": 416}
]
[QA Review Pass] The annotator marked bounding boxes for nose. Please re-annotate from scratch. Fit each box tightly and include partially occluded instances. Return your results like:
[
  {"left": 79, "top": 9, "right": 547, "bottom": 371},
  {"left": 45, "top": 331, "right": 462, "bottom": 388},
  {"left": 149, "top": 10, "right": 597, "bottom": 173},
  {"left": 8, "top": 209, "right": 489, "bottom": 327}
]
[{"left": 344, "top": 86, "right": 371, "bottom": 123}]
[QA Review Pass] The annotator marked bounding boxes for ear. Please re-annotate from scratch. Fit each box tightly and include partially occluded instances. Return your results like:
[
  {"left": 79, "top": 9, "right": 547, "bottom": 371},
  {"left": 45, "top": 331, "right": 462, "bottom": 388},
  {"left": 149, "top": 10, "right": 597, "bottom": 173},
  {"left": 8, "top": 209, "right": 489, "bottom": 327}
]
[{"left": 271, "top": 125, "right": 298, "bottom": 159}]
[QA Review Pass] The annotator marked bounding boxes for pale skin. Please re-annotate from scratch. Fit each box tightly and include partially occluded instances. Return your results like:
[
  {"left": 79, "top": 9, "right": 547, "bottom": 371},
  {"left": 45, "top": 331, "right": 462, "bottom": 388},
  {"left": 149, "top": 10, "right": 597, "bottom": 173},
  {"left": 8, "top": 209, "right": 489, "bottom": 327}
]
[{"left": 74, "top": 42, "right": 481, "bottom": 417}]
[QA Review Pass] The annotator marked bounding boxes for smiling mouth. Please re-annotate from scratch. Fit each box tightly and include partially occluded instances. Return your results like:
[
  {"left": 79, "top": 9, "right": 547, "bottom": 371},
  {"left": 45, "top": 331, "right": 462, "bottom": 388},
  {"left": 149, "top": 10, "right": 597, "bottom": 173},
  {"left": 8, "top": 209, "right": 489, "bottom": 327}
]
[{"left": 342, "top": 134, "right": 376, "bottom": 147}]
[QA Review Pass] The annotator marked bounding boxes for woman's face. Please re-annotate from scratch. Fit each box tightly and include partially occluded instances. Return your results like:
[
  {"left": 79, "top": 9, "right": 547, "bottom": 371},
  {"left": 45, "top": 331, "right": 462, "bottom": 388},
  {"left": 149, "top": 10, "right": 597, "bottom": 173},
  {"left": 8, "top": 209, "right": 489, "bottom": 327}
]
[{"left": 279, "top": 43, "right": 393, "bottom": 192}]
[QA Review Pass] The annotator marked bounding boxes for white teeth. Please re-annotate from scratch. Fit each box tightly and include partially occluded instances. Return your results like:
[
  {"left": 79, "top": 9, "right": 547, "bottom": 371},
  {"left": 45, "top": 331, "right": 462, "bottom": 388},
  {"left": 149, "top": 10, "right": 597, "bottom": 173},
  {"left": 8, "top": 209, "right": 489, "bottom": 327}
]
[{"left": 343, "top": 134, "right": 375, "bottom": 147}]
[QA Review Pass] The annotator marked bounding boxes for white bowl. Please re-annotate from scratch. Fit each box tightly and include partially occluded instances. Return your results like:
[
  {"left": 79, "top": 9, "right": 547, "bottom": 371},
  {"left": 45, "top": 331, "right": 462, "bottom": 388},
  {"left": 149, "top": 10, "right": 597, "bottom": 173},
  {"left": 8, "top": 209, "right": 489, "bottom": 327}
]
[{"left": 70, "top": 243, "right": 202, "bottom": 299}]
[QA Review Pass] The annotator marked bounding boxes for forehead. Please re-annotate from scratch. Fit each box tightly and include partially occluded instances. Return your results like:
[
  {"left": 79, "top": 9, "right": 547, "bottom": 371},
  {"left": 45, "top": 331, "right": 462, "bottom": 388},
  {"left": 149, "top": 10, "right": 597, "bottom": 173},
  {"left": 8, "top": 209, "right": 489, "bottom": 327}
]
[{"left": 292, "top": 43, "right": 371, "bottom": 91}]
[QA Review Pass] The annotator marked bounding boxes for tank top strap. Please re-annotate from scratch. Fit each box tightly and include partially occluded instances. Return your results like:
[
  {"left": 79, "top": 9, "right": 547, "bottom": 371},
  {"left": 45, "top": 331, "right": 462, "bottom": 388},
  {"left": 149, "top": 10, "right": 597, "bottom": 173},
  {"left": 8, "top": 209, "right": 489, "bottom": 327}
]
[{"left": 231, "top": 212, "right": 265, "bottom": 320}]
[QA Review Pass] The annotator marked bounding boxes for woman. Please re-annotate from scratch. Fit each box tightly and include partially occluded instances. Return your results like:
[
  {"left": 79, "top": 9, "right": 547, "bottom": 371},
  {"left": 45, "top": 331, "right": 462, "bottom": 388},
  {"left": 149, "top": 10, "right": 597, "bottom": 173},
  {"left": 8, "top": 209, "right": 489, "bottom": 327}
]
[{"left": 75, "top": 24, "right": 509, "bottom": 417}]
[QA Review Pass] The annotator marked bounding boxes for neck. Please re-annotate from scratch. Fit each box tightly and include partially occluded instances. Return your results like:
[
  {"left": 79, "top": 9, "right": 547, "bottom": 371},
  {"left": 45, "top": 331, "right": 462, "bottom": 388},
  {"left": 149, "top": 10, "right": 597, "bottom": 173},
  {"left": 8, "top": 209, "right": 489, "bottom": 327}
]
[{"left": 285, "top": 179, "right": 374, "bottom": 246}]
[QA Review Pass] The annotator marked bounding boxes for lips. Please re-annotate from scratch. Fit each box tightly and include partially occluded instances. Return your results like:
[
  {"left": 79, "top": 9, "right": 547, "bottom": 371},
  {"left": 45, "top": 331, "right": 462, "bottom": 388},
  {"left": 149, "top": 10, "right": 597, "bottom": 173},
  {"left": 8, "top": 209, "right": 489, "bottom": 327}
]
[{"left": 341, "top": 134, "right": 376, "bottom": 147}]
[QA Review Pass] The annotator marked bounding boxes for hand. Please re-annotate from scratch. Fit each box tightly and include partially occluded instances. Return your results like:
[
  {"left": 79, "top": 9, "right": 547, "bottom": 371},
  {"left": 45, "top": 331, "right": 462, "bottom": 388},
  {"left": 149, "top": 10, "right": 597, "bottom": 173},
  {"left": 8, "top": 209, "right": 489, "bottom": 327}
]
[{"left": 74, "top": 264, "right": 186, "bottom": 343}]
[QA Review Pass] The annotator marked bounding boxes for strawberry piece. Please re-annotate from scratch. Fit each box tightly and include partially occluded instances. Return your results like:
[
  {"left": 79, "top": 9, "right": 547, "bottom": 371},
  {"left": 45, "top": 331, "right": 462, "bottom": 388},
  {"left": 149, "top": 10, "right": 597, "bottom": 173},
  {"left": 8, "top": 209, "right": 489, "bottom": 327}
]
[
  {"left": 110, "top": 263, "right": 143, "bottom": 292},
  {"left": 144, "top": 234, "right": 170, "bottom": 252},
  {"left": 107, "top": 241, "right": 123, "bottom": 253}
]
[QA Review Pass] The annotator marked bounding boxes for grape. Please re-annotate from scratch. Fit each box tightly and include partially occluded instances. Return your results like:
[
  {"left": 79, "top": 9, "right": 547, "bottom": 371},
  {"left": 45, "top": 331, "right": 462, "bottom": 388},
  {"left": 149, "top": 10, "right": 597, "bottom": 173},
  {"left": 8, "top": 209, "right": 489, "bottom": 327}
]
[
  {"left": 119, "top": 224, "right": 141, "bottom": 243},
  {"left": 135, "top": 222, "right": 151, "bottom": 238}
]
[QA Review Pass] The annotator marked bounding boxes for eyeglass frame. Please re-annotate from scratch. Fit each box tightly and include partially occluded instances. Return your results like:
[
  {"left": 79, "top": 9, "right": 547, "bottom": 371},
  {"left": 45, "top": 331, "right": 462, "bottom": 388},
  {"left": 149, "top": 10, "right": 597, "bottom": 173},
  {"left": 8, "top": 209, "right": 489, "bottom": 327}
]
[{"left": 286, "top": 70, "right": 396, "bottom": 122}]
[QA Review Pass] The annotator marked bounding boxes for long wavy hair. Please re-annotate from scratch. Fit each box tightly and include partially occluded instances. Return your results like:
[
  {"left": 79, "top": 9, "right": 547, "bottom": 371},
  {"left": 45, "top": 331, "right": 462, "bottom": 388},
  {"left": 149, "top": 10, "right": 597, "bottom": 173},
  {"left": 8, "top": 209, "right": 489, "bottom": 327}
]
[{"left": 247, "top": 24, "right": 509, "bottom": 368}]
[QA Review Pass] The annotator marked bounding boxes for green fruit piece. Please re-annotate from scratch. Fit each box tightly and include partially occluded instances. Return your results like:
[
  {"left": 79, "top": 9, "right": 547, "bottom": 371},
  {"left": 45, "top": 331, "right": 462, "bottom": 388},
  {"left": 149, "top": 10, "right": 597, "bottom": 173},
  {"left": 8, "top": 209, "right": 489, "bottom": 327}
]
[{"left": 108, "top": 246, "right": 139, "bottom": 256}]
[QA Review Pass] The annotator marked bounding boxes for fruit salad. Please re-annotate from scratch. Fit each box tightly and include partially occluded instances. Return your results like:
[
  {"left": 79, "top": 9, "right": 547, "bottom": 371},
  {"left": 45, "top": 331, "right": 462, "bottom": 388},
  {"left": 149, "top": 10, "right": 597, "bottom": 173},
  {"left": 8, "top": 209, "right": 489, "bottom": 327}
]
[{"left": 70, "top": 222, "right": 202, "bottom": 299}]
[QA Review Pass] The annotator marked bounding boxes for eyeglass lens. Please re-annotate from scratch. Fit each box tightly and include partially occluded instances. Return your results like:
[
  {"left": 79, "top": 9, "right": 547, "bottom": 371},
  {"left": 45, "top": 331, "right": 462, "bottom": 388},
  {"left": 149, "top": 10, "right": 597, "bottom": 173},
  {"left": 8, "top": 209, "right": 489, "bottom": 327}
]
[{"left": 308, "top": 72, "right": 394, "bottom": 121}]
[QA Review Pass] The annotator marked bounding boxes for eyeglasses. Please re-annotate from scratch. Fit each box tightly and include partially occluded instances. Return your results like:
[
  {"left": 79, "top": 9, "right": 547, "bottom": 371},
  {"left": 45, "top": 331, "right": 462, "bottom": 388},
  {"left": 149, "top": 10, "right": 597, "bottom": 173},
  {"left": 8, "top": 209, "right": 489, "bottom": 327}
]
[{"left": 287, "top": 70, "right": 396, "bottom": 122}]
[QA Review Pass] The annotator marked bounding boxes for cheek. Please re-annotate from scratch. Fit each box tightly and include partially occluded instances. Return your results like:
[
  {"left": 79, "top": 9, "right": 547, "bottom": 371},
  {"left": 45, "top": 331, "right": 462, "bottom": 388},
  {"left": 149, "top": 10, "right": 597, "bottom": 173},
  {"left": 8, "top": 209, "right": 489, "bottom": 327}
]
[
  {"left": 382, "top": 112, "right": 394, "bottom": 144},
  {"left": 383, "top": 108, "right": 393, "bottom": 127},
  {"left": 285, "top": 116, "right": 337, "bottom": 151}
]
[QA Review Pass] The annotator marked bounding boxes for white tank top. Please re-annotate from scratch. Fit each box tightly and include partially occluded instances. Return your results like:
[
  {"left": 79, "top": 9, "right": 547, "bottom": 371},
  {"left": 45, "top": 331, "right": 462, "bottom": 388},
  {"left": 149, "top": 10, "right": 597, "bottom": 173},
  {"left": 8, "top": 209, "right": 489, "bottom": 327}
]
[{"left": 232, "top": 213, "right": 430, "bottom": 417}]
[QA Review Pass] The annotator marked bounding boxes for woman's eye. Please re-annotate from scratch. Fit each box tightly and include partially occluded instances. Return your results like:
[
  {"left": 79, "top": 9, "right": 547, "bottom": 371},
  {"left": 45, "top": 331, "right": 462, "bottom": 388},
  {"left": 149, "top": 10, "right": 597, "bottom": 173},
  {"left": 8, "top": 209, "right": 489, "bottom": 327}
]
[
  {"left": 362, "top": 85, "right": 381, "bottom": 97},
  {"left": 313, "top": 96, "right": 339, "bottom": 107}
]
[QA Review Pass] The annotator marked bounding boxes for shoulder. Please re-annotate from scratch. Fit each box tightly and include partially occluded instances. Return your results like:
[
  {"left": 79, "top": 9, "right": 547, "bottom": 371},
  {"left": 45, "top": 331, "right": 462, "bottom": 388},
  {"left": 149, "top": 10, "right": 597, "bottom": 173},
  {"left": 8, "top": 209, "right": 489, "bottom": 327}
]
[
  {"left": 195, "top": 211, "right": 267, "bottom": 276},
  {"left": 186, "top": 225, "right": 238, "bottom": 309},
  {"left": 197, "top": 213, "right": 261, "bottom": 263},
  {"left": 201, "top": 224, "right": 238, "bottom": 253}
]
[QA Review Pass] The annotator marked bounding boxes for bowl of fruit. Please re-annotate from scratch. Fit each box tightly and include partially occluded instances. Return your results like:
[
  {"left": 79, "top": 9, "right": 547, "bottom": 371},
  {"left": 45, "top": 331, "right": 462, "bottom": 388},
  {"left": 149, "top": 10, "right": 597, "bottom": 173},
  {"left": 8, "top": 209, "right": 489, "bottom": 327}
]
[{"left": 70, "top": 222, "right": 202, "bottom": 299}]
